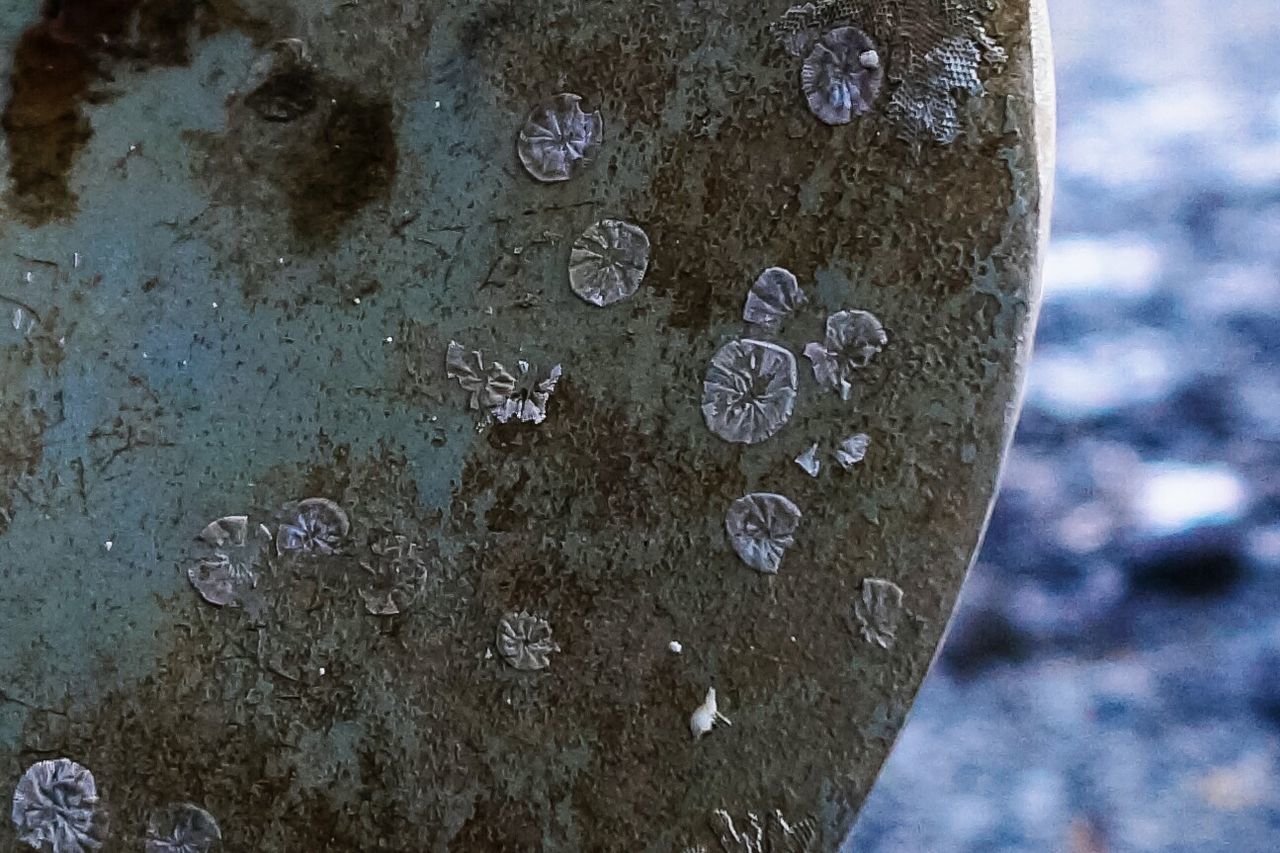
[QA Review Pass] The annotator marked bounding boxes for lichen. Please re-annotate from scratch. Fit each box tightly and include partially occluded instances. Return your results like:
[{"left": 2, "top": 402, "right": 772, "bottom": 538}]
[
  {"left": 853, "top": 577, "right": 904, "bottom": 649},
  {"left": 516, "top": 93, "right": 603, "bottom": 182},
  {"left": 725, "top": 492, "right": 803, "bottom": 574},
  {"left": 803, "top": 310, "right": 887, "bottom": 400},
  {"left": 496, "top": 611, "right": 559, "bottom": 671},
  {"left": 800, "top": 27, "right": 883, "bottom": 125},
  {"left": 702, "top": 339, "right": 799, "bottom": 444},
  {"left": 835, "top": 433, "right": 870, "bottom": 468},
  {"left": 275, "top": 497, "right": 350, "bottom": 556},
  {"left": 795, "top": 443, "right": 822, "bottom": 477},
  {"left": 568, "top": 219, "right": 651, "bottom": 307},
  {"left": 743, "top": 267, "right": 807, "bottom": 330},
  {"left": 187, "top": 553, "right": 257, "bottom": 609},
  {"left": 144, "top": 802, "right": 222, "bottom": 853},
  {"left": 188, "top": 514, "right": 269, "bottom": 609},
  {"left": 445, "top": 342, "right": 562, "bottom": 425},
  {"left": 10, "top": 758, "right": 107, "bottom": 852}
]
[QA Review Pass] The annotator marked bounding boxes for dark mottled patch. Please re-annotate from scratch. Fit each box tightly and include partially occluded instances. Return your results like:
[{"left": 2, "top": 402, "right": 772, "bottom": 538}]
[
  {"left": 0, "top": 0, "right": 268, "bottom": 225},
  {"left": 245, "top": 66, "right": 320, "bottom": 121},
  {"left": 0, "top": 396, "right": 46, "bottom": 536},
  {"left": 284, "top": 85, "right": 398, "bottom": 245}
]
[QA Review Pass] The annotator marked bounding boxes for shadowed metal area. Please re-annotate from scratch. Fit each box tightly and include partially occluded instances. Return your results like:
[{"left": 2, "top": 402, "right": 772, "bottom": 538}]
[{"left": 0, "top": 0, "right": 1050, "bottom": 849}]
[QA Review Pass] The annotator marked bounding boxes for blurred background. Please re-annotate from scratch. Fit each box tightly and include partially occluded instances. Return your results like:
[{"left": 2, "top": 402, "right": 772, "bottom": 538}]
[{"left": 848, "top": 0, "right": 1280, "bottom": 849}]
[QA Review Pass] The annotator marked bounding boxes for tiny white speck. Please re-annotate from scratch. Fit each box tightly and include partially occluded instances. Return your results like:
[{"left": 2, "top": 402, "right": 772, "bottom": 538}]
[
  {"left": 211, "top": 302, "right": 219, "bottom": 308},
  {"left": 128, "top": 143, "right": 138, "bottom": 152},
  {"left": 73, "top": 252, "right": 81, "bottom": 268},
  {"left": 384, "top": 336, "right": 394, "bottom": 343},
  {"left": 428, "top": 415, "right": 437, "bottom": 422},
  {"left": 434, "top": 100, "right": 441, "bottom": 109},
  {"left": 24, "top": 272, "right": 32, "bottom": 283},
  {"left": 353, "top": 297, "right": 361, "bottom": 304},
  {"left": 142, "top": 352, "right": 149, "bottom": 359},
  {"left": 668, "top": 640, "right": 683, "bottom": 654},
  {"left": 319, "top": 667, "right": 326, "bottom": 676},
  {"left": 277, "top": 257, "right": 285, "bottom": 265},
  {"left": 103, "top": 540, "right": 113, "bottom": 551},
  {"left": 484, "top": 648, "right": 493, "bottom": 660}
]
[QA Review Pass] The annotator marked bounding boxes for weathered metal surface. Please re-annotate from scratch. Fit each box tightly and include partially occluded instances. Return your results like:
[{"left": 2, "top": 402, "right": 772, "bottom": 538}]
[{"left": 0, "top": 0, "right": 1051, "bottom": 849}]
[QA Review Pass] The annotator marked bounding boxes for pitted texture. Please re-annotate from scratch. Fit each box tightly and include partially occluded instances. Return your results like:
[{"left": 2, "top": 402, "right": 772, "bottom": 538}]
[{"left": 771, "top": 0, "right": 1005, "bottom": 142}]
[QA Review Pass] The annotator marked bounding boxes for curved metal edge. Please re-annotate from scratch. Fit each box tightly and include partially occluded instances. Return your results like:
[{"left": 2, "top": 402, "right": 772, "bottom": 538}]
[{"left": 841, "top": 1, "right": 1057, "bottom": 846}]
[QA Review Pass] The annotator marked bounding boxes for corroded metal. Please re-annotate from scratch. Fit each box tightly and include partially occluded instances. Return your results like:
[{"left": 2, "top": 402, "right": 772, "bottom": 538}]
[{"left": 0, "top": 0, "right": 1052, "bottom": 850}]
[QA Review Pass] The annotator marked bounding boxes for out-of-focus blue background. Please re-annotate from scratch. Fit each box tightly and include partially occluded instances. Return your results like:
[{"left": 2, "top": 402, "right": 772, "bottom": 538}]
[{"left": 850, "top": 0, "right": 1280, "bottom": 849}]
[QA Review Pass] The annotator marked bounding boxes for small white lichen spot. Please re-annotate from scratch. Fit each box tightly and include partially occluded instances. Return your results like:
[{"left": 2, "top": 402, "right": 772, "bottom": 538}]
[
  {"left": 725, "top": 493, "right": 803, "bottom": 574},
  {"left": 517, "top": 93, "right": 603, "bottom": 183},
  {"left": 144, "top": 802, "right": 222, "bottom": 853},
  {"left": 11, "top": 758, "right": 107, "bottom": 852},
  {"left": 689, "top": 687, "right": 731, "bottom": 740},
  {"left": 795, "top": 443, "right": 821, "bottom": 477},
  {"left": 854, "top": 577, "right": 905, "bottom": 649},
  {"left": 668, "top": 640, "right": 683, "bottom": 654},
  {"left": 743, "top": 267, "right": 807, "bottom": 330},
  {"left": 835, "top": 433, "right": 870, "bottom": 469},
  {"left": 496, "top": 611, "right": 560, "bottom": 671},
  {"left": 569, "top": 219, "right": 651, "bottom": 306},
  {"left": 804, "top": 310, "right": 887, "bottom": 400},
  {"left": 702, "top": 339, "right": 799, "bottom": 444}
]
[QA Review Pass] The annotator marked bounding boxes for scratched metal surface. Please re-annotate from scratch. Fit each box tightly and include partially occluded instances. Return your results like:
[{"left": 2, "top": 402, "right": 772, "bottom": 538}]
[{"left": 0, "top": 0, "right": 1048, "bottom": 850}]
